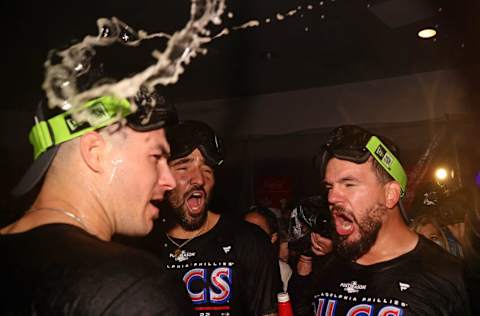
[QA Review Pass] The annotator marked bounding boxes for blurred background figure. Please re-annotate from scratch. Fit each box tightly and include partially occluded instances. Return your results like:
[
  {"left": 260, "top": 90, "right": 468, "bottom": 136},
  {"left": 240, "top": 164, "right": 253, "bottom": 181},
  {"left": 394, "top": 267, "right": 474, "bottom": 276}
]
[
  {"left": 410, "top": 214, "right": 449, "bottom": 251},
  {"left": 244, "top": 205, "right": 292, "bottom": 292}
]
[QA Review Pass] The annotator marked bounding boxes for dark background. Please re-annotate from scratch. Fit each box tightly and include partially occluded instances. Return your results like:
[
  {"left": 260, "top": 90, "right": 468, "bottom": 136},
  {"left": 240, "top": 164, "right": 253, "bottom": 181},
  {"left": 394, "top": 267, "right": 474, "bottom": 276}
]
[{"left": 1, "top": 0, "right": 480, "bottom": 223}]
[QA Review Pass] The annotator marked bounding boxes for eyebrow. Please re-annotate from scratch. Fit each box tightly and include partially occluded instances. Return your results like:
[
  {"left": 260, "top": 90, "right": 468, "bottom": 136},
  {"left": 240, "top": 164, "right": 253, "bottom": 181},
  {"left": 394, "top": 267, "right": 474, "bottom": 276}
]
[
  {"left": 170, "top": 156, "right": 193, "bottom": 166},
  {"left": 156, "top": 144, "right": 171, "bottom": 160},
  {"left": 323, "top": 175, "right": 360, "bottom": 186}
]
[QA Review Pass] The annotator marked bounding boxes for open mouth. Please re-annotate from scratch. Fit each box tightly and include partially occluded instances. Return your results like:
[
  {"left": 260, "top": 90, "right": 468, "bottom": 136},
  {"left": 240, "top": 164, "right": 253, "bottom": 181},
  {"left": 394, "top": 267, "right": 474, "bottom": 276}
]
[
  {"left": 186, "top": 190, "right": 206, "bottom": 214},
  {"left": 149, "top": 199, "right": 163, "bottom": 219},
  {"left": 332, "top": 209, "right": 355, "bottom": 236}
]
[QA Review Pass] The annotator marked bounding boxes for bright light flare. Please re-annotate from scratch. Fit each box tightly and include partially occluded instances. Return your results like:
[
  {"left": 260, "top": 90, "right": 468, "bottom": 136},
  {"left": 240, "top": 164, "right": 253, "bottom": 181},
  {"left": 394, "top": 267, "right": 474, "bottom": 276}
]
[
  {"left": 418, "top": 28, "right": 437, "bottom": 39},
  {"left": 435, "top": 168, "right": 448, "bottom": 181}
]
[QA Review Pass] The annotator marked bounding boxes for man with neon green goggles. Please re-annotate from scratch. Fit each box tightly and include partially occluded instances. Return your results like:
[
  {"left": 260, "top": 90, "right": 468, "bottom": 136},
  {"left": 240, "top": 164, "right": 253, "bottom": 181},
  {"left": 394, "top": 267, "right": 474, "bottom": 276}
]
[
  {"left": 292, "top": 125, "right": 471, "bottom": 316},
  {"left": 1, "top": 93, "right": 195, "bottom": 315}
]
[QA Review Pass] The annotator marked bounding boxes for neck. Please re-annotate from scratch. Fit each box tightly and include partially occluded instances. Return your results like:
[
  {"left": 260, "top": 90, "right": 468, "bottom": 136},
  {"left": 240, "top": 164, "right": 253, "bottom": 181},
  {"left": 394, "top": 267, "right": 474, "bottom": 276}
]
[
  {"left": 168, "top": 211, "right": 220, "bottom": 239},
  {"left": 4, "top": 183, "right": 115, "bottom": 241},
  {"left": 356, "top": 209, "right": 418, "bottom": 265}
]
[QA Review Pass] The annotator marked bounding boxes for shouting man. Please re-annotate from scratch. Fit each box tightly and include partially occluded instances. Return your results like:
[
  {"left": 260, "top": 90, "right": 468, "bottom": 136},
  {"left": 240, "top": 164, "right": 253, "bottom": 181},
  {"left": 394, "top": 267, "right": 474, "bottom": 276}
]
[
  {"left": 292, "top": 125, "right": 470, "bottom": 316},
  {"left": 1, "top": 95, "right": 193, "bottom": 315},
  {"left": 141, "top": 120, "right": 281, "bottom": 316}
]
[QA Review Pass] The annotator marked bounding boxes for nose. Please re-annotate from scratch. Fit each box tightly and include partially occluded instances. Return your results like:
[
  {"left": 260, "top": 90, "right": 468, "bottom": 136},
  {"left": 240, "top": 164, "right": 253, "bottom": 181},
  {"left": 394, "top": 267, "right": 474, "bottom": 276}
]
[
  {"left": 327, "top": 185, "right": 343, "bottom": 206},
  {"left": 158, "top": 161, "right": 176, "bottom": 191},
  {"left": 189, "top": 166, "right": 205, "bottom": 187}
]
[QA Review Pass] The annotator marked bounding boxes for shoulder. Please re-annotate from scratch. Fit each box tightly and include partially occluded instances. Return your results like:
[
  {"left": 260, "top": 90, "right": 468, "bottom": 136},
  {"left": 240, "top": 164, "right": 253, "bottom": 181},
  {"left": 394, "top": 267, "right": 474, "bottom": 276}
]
[
  {"left": 219, "top": 215, "right": 271, "bottom": 241},
  {"left": 412, "top": 236, "right": 464, "bottom": 286},
  {"left": 4, "top": 225, "right": 193, "bottom": 315},
  {"left": 415, "top": 236, "right": 464, "bottom": 273}
]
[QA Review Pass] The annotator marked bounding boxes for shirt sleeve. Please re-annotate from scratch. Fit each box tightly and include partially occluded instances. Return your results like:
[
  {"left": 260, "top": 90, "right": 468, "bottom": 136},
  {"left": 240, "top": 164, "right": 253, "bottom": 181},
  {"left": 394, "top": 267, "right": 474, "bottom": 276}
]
[
  {"left": 240, "top": 224, "right": 282, "bottom": 316},
  {"left": 289, "top": 273, "right": 314, "bottom": 316}
]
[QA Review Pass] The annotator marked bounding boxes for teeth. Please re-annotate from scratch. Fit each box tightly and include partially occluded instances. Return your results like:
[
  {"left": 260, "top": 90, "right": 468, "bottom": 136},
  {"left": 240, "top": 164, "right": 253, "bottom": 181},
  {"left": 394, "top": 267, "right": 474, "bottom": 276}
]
[{"left": 342, "top": 221, "right": 352, "bottom": 230}]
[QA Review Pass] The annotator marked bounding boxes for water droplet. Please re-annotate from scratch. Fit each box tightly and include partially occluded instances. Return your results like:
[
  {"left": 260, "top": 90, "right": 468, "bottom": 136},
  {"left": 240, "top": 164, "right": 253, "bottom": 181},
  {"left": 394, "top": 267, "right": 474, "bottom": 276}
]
[
  {"left": 307, "top": 5, "right": 313, "bottom": 10},
  {"left": 305, "top": 27, "right": 309, "bottom": 32},
  {"left": 320, "top": 1, "right": 324, "bottom": 5},
  {"left": 265, "top": 18, "right": 271, "bottom": 23},
  {"left": 321, "top": 14, "right": 325, "bottom": 19},
  {"left": 438, "top": 7, "right": 443, "bottom": 12},
  {"left": 116, "top": 19, "right": 140, "bottom": 45},
  {"left": 228, "top": 12, "right": 234, "bottom": 18},
  {"left": 461, "top": 43, "right": 465, "bottom": 48},
  {"left": 297, "top": 6, "right": 302, "bottom": 10},
  {"left": 300, "top": 14, "right": 304, "bottom": 18},
  {"left": 367, "top": 4, "right": 371, "bottom": 8}
]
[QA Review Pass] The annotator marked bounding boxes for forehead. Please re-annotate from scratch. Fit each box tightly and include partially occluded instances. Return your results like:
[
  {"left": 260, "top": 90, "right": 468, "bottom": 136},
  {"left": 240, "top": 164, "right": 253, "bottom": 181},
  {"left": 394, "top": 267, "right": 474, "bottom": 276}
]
[
  {"left": 170, "top": 148, "right": 206, "bottom": 164},
  {"left": 324, "top": 157, "right": 374, "bottom": 182},
  {"left": 244, "top": 212, "right": 270, "bottom": 232},
  {"left": 127, "top": 128, "right": 169, "bottom": 149}
]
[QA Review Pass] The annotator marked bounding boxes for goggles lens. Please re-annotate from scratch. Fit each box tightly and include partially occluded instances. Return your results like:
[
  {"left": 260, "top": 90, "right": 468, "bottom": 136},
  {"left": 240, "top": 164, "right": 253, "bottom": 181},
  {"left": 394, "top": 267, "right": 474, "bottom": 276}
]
[{"left": 167, "top": 121, "right": 224, "bottom": 167}]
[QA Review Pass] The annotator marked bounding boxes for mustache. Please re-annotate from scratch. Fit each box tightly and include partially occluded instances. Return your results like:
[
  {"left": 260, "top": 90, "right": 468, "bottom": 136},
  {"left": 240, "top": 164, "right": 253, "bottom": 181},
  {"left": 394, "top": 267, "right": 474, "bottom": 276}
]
[
  {"left": 331, "top": 205, "right": 358, "bottom": 225},
  {"left": 183, "top": 185, "right": 207, "bottom": 199}
]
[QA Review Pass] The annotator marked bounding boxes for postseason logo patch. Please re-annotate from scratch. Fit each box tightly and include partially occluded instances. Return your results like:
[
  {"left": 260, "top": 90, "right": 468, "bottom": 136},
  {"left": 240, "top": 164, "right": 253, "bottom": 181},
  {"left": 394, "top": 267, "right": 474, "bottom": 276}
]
[{"left": 374, "top": 144, "right": 393, "bottom": 170}]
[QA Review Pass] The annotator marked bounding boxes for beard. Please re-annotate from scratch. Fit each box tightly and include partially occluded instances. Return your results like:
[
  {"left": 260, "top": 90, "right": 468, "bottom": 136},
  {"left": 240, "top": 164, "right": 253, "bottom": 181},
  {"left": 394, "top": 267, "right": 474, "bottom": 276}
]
[
  {"left": 168, "top": 185, "right": 210, "bottom": 231},
  {"left": 331, "top": 203, "right": 386, "bottom": 261}
]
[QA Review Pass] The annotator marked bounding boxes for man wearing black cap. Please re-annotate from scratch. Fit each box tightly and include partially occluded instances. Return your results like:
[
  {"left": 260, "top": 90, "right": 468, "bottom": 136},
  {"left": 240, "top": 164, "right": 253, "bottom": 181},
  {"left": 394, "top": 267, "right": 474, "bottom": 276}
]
[
  {"left": 292, "top": 125, "right": 470, "bottom": 315},
  {"left": 0, "top": 95, "right": 193, "bottom": 315},
  {"left": 140, "top": 120, "right": 280, "bottom": 316}
]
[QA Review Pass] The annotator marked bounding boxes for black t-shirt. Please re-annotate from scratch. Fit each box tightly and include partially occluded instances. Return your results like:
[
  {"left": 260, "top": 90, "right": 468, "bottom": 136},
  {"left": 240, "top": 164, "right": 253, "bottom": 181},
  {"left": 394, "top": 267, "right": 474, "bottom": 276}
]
[
  {"left": 464, "top": 206, "right": 480, "bottom": 314},
  {"left": 291, "top": 236, "right": 471, "bottom": 316},
  {"left": 0, "top": 224, "right": 194, "bottom": 316},
  {"left": 141, "top": 215, "right": 280, "bottom": 316}
]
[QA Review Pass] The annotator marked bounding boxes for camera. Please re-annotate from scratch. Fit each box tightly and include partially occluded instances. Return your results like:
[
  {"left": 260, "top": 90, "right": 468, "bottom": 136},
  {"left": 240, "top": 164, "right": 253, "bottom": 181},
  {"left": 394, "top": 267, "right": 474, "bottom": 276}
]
[{"left": 288, "top": 195, "right": 332, "bottom": 255}]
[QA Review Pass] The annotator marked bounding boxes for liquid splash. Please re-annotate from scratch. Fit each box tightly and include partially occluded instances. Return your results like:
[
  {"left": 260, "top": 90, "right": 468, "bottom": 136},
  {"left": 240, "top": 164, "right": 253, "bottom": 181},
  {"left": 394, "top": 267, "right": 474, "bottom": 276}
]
[
  {"left": 42, "top": 0, "right": 330, "bottom": 125},
  {"left": 43, "top": 0, "right": 226, "bottom": 126}
]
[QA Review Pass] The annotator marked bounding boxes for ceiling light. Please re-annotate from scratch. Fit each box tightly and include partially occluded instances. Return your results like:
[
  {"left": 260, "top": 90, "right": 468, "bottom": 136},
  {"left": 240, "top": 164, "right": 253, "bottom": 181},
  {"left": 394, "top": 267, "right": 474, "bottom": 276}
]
[
  {"left": 418, "top": 28, "right": 437, "bottom": 39},
  {"left": 435, "top": 168, "right": 448, "bottom": 181}
]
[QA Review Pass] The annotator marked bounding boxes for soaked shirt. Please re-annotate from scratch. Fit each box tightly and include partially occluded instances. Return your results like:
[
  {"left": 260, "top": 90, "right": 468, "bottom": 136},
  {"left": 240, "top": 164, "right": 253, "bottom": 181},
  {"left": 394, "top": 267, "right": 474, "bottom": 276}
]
[
  {"left": 143, "top": 215, "right": 280, "bottom": 316},
  {"left": 0, "top": 224, "right": 193, "bottom": 316},
  {"left": 291, "top": 236, "right": 471, "bottom": 316}
]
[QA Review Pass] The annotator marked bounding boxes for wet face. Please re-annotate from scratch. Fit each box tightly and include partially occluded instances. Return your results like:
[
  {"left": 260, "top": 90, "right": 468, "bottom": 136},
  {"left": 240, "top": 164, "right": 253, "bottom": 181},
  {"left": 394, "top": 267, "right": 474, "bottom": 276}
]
[
  {"left": 168, "top": 148, "right": 215, "bottom": 231},
  {"left": 324, "top": 158, "right": 388, "bottom": 260},
  {"left": 103, "top": 127, "right": 175, "bottom": 236}
]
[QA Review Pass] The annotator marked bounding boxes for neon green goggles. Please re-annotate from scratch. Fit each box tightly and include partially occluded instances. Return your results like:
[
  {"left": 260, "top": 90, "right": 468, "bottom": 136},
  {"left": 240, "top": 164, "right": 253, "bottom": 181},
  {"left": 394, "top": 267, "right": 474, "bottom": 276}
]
[
  {"left": 365, "top": 136, "right": 407, "bottom": 197},
  {"left": 316, "top": 126, "right": 408, "bottom": 197},
  {"left": 29, "top": 96, "right": 133, "bottom": 159}
]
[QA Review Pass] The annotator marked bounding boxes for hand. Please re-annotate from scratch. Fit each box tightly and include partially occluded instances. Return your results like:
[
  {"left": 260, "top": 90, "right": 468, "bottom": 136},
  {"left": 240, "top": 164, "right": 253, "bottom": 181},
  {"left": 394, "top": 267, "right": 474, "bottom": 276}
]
[
  {"left": 311, "top": 232, "right": 333, "bottom": 256},
  {"left": 297, "top": 255, "right": 313, "bottom": 276}
]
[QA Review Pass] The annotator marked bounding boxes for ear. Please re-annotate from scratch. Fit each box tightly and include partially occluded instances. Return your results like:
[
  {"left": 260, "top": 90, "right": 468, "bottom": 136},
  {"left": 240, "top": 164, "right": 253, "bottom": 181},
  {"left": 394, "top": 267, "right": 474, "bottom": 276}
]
[
  {"left": 79, "top": 131, "right": 105, "bottom": 173},
  {"left": 270, "top": 232, "right": 278, "bottom": 244},
  {"left": 384, "top": 181, "right": 401, "bottom": 209}
]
